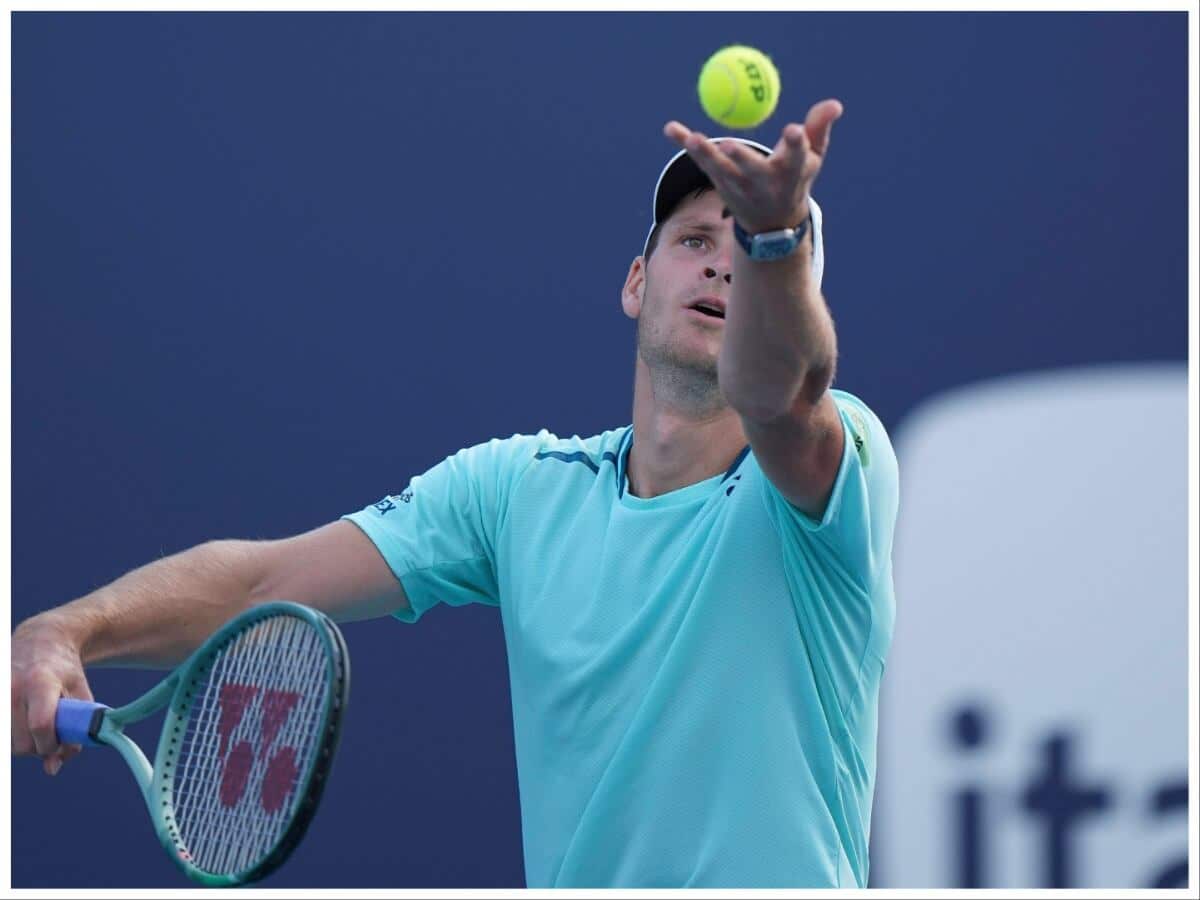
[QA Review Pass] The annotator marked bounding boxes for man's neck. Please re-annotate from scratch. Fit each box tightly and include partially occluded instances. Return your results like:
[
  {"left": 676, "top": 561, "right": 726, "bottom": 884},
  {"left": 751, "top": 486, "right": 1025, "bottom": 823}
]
[{"left": 626, "top": 356, "right": 747, "bottom": 499}]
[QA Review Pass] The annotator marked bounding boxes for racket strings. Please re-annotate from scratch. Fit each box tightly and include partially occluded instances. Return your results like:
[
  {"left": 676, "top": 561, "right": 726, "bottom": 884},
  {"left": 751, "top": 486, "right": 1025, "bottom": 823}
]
[
  {"left": 170, "top": 615, "right": 333, "bottom": 876},
  {"left": 198, "top": 618, "right": 327, "bottom": 874},
  {"left": 178, "top": 618, "right": 327, "bottom": 874}
]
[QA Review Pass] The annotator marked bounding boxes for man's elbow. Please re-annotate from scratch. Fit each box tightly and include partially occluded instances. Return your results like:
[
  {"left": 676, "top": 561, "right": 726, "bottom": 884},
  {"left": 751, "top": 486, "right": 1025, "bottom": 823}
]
[{"left": 722, "top": 360, "right": 836, "bottom": 423}]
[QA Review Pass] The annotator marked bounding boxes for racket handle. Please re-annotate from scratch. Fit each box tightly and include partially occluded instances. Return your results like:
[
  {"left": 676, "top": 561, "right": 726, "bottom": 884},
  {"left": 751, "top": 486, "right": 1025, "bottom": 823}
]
[{"left": 55, "top": 699, "right": 111, "bottom": 746}]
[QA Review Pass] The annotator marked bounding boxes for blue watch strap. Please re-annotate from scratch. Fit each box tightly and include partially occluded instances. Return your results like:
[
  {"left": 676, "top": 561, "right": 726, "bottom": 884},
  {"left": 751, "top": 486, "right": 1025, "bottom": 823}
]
[{"left": 733, "top": 213, "right": 812, "bottom": 258}]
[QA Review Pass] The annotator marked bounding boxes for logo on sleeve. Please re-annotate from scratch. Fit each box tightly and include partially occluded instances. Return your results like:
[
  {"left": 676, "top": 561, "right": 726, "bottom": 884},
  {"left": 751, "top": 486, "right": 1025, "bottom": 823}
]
[
  {"left": 373, "top": 488, "right": 413, "bottom": 515},
  {"left": 847, "top": 408, "right": 871, "bottom": 468}
]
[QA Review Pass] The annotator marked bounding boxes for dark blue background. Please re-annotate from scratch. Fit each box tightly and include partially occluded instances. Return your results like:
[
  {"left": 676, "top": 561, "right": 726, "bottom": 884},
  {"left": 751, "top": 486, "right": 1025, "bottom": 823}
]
[{"left": 10, "top": 11, "right": 1187, "bottom": 888}]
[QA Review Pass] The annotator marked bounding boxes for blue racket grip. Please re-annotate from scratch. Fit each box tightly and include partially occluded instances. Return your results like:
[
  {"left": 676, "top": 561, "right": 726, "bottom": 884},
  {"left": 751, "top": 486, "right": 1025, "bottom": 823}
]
[{"left": 55, "top": 699, "right": 111, "bottom": 746}]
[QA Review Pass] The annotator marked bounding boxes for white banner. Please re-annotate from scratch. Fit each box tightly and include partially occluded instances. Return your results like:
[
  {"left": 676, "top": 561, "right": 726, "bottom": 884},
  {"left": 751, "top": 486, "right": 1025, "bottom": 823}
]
[{"left": 874, "top": 364, "right": 1189, "bottom": 889}]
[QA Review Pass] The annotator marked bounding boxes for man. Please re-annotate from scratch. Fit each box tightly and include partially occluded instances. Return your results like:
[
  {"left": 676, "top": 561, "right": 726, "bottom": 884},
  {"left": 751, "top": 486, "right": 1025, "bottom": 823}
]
[{"left": 12, "top": 100, "right": 899, "bottom": 888}]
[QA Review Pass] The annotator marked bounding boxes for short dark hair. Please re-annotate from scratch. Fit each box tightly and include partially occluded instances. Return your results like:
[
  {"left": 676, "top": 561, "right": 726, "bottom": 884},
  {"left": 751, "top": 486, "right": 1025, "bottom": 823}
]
[{"left": 643, "top": 184, "right": 714, "bottom": 261}]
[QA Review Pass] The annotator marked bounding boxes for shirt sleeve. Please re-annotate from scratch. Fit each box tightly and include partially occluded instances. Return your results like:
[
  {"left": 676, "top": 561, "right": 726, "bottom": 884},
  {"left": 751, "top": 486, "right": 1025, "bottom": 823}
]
[
  {"left": 341, "top": 432, "right": 546, "bottom": 623},
  {"left": 756, "top": 390, "right": 900, "bottom": 744},
  {"left": 760, "top": 390, "right": 900, "bottom": 593}
]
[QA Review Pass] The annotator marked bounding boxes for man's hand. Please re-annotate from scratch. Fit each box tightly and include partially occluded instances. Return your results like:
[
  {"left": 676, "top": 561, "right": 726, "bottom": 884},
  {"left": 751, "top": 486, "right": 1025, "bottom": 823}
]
[
  {"left": 663, "top": 99, "right": 843, "bottom": 234},
  {"left": 11, "top": 614, "right": 94, "bottom": 775}
]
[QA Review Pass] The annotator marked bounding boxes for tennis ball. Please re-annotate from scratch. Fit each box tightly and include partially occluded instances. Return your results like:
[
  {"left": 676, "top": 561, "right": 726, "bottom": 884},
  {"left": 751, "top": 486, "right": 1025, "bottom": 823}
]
[{"left": 697, "top": 45, "right": 780, "bottom": 130}]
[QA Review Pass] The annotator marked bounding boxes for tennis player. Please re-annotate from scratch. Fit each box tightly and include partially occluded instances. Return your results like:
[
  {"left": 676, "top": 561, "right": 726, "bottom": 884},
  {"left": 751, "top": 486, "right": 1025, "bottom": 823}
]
[{"left": 12, "top": 99, "right": 899, "bottom": 888}]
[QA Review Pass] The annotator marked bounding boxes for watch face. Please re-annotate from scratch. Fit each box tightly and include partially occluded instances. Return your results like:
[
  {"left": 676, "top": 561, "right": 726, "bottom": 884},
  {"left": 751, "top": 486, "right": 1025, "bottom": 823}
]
[
  {"left": 752, "top": 236, "right": 798, "bottom": 260},
  {"left": 736, "top": 221, "right": 806, "bottom": 260}
]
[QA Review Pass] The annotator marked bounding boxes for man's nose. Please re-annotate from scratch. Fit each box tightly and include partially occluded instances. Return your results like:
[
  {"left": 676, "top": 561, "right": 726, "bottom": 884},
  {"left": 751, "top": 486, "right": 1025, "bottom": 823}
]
[{"left": 703, "top": 263, "right": 732, "bottom": 285}]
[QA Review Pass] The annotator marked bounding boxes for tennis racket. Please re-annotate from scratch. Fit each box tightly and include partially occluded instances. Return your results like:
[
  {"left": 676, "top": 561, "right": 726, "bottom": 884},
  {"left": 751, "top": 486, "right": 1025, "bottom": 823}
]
[{"left": 54, "top": 601, "right": 350, "bottom": 886}]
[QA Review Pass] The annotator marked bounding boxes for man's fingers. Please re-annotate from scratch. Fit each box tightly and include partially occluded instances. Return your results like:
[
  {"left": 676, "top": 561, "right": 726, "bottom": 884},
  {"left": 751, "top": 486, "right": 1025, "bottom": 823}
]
[
  {"left": 11, "top": 726, "right": 35, "bottom": 756},
  {"left": 39, "top": 678, "right": 95, "bottom": 773},
  {"left": 25, "top": 678, "right": 63, "bottom": 759},
  {"left": 63, "top": 673, "right": 94, "bottom": 704},
  {"left": 49, "top": 742, "right": 82, "bottom": 774},
  {"left": 688, "top": 132, "right": 746, "bottom": 183},
  {"left": 663, "top": 119, "right": 744, "bottom": 184},
  {"left": 11, "top": 618, "right": 92, "bottom": 774},
  {"left": 770, "top": 123, "right": 810, "bottom": 178},
  {"left": 11, "top": 683, "right": 35, "bottom": 755},
  {"left": 805, "top": 98, "right": 844, "bottom": 158},
  {"left": 663, "top": 119, "right": 691, "bottom": 145},
  {"left": 719, "top": 139, "right": 765, "bottom": 172},
  {"left": 771, "top": 122, "right": 806, "bottom": 155}
]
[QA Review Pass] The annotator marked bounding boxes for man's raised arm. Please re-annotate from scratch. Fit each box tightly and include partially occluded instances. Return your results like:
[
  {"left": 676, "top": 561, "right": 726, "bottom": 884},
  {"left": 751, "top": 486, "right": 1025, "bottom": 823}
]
[{"left": 664, "top": 102, "right": 846, "bottom": 518}]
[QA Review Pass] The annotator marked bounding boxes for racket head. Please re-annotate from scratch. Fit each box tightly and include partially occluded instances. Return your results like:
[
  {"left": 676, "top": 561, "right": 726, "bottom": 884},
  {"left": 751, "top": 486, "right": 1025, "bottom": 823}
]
[{"left": 148, "top": 602, "right": 350, "bottom": 886}]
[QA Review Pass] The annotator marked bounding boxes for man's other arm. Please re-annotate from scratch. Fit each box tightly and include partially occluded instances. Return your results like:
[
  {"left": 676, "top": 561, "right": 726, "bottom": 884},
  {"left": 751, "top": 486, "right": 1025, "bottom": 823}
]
[{"left": 11, "top": 521, "right": 405, "bottom": 772}]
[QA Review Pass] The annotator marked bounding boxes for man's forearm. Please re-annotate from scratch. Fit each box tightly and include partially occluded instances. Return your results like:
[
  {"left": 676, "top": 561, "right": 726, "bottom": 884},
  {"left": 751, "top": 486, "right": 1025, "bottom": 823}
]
[
  {"left": 20, "top": 540, "right": 266, "bottom": 669},
  {"left": 718, "top": 236, "right": 838, "bottom": 420}
]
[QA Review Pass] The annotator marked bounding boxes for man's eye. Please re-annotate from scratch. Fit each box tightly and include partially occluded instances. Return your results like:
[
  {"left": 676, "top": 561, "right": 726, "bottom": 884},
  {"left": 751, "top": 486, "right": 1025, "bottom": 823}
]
[{"left": 682, "top": 235, "right": 706, "bottom": 249}]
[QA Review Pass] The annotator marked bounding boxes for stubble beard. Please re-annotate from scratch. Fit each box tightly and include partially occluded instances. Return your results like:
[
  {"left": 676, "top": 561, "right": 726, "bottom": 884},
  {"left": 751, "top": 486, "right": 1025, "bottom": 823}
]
[{"left": 636, "top": 282, "right": 727, "bottom": 418}]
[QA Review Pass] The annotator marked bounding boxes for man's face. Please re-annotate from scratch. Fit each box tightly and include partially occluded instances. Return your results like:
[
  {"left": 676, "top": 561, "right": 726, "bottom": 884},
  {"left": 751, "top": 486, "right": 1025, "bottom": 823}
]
[{"left": 624, "top": 189, "right": 734, "bottom": 380}]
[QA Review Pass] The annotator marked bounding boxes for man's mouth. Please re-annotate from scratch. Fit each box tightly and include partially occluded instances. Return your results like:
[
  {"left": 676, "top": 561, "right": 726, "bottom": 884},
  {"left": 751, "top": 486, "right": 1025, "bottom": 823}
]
[{"left": 687, "top": 299, "right": 726, "bottom": 319}]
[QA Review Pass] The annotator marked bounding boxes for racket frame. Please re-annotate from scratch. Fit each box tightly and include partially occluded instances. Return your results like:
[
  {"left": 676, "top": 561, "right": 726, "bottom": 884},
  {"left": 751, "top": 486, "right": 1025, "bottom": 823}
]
[{"left": 87, "top": 601, "right": 350, "bottom": 886}]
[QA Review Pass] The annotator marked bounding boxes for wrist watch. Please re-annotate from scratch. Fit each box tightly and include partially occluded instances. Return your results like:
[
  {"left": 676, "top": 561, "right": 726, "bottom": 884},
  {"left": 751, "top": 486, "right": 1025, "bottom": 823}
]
[{"left": 732, "top": 212, "right": 812, "bottom": 261}]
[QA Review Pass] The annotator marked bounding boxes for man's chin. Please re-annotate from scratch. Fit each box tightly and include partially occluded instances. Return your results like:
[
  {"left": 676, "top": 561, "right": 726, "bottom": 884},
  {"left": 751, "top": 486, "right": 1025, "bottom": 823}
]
[
  {"left": 643, "top": 348, "right": 718, "bottom": 380},
  {"left": 637, "top": 326, "right": 720, "bottom": 372}
]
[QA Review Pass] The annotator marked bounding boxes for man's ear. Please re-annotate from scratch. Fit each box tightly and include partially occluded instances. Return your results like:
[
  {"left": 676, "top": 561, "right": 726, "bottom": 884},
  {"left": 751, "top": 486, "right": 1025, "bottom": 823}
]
[{"left": 622, "top": 256, "right": 646, "bottom": 320}]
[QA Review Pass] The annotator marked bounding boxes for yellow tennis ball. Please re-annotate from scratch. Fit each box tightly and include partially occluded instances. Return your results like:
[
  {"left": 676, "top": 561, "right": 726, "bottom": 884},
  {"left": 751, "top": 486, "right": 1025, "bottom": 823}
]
[{"left": 697, "top": 45, "right": 780, "bottom": 130}]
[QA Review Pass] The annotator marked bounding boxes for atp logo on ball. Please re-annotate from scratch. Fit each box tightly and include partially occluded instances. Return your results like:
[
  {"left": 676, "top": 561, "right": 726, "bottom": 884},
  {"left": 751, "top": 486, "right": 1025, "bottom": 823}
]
[
  {"left": 698, "top": 45, "right": 780, "bottom": 129},
  {"left": 742, "top": 62, "right": 768, "bottom": 103}
]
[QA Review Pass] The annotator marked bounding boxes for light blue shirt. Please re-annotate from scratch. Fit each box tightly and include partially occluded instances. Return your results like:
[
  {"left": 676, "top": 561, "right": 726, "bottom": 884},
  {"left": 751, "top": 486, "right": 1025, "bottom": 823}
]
[{"left": 344, "top": 389, "right": 899, "bottom": 888}]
